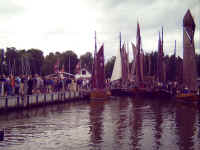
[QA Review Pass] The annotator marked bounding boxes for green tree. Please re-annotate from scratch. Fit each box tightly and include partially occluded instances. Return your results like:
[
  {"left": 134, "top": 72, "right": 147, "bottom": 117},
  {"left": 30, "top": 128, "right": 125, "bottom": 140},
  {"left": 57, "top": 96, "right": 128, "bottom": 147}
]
[
  {"left": 80, "top": 52, "right": 93, "bottom": 73},
  {"left": 27, "top": 49, "right": 44, "bottom": 75},
  {"left": 105, "top": 56, "right": 115, "bottom": 79},
  {"left": 60, "top": 50, "right": 78, "bottom": 74}
]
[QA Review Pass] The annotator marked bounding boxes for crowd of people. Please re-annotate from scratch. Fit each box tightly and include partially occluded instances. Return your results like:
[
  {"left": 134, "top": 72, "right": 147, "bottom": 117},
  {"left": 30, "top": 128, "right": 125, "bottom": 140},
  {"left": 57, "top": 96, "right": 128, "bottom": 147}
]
[{"left": 0, "top": 74, "right": 90, "bottom": 97}]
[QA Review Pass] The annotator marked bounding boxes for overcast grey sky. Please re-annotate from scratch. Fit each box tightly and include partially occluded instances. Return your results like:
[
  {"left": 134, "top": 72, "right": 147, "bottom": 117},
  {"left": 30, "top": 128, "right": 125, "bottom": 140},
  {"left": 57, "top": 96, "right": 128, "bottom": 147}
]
[{"left": 0, "top": 0, "right": 199, "bottom": 59}]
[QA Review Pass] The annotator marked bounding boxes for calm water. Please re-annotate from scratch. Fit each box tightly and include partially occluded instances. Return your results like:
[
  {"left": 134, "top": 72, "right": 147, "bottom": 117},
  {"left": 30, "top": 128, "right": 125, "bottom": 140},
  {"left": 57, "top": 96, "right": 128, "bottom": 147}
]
[{"left": 0, "top": 96, "right": 200, "bottom": 150}]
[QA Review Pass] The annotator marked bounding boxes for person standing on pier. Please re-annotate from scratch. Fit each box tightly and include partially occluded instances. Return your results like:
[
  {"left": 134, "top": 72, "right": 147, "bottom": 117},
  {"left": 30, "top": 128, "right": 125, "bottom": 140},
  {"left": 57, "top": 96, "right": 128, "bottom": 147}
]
[
  {"left": 15, "top": 76, "right": 21, "bottom": 95},
  {"left": 27, "top": 75, "right": 33, "bottom": 95},
  {"left": 0, "top": 75, "right": 6, "bottom": 96}
]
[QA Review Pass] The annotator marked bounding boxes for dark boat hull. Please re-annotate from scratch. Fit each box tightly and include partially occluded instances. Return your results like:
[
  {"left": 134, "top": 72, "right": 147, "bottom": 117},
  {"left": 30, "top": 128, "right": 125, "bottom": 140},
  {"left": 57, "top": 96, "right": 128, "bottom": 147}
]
[
  {"left": 134, "top": 88, "right": 172, "bottom": 99},
  {"left": 110, "top": 88, "right": 134, "bottom": 96},
  {"left": 90, "top": 89, "right": 110, "bottom": 100}
]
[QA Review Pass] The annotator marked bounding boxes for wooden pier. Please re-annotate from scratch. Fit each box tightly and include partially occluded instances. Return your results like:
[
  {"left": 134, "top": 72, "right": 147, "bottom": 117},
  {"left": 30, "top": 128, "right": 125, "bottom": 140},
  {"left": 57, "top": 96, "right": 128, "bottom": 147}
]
[{"left": 0, "top": 90, "right": 90, "bottom": 112}]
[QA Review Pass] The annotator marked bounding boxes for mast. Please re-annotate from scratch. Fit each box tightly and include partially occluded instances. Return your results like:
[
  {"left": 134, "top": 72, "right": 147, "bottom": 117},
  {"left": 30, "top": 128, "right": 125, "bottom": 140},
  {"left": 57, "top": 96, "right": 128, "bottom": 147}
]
[
  {"left": 68, "top": 56, "right": 70, "bottom": 73},
  {"left": 127, "top": 42, "right": 129, "bottom": 80},
  {"left": 136, "top": 22, "right": 142, "bottom": 86},
  {"left": 92, "top": 31, "right": 98, "bottom": 88},
  {"left": 95, "top": 31, "right": 97, "bottom": 54},
  {"left": 157, "top": 27, "right": 166, "bottom": 83},
  {"left": 120, "top": 32, "right": 122, "bottom": 51},
  {"left": 174, "top": 40, "right": 176, "bottom": 56}
]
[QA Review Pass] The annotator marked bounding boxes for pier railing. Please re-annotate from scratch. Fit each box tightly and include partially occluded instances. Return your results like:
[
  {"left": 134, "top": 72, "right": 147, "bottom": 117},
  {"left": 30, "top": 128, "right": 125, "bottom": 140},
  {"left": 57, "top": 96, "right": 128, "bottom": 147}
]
[{"left": 0, "top": 90, "right": 88, "bottom": 111}]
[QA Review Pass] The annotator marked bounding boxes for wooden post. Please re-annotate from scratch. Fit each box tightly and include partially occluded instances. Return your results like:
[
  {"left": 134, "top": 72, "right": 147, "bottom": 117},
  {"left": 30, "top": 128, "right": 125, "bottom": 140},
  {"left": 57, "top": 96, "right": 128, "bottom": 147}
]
[
  {"left": 21, "top": 96, "right": 24, "bottom": 108},
  {"left": 44, "top": 94, "right": 46, "bottom": 104},
  {"left": 64, "top": 92, "right": 66, "bottom": 101},
  {"left": 69, "top": 91, "right": 71, "bottom": 99},
  {"left": 5, "top": 97, "right": 8, "bottom": 110},
  {"left": 51, "top": 93, "right": 54, "bottom": 102},
  {"left": 27, "top": 95, "right": 29, "bottom": 107},
  {"left": 17, "top": 96, "right": 20, "bottom": 107},
  {"left": 61, "top": 92, "right": 63, "bottom": 101},
  {"left": 36, "top": 95, "right": 39, "bottom": 105}
]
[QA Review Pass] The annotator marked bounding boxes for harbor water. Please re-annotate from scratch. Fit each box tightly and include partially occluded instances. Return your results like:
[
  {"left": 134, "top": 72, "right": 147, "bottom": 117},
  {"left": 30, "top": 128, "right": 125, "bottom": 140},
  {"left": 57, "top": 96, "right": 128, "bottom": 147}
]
[{"left": 0, "top": 96, "right": 199, "bottom": 150}]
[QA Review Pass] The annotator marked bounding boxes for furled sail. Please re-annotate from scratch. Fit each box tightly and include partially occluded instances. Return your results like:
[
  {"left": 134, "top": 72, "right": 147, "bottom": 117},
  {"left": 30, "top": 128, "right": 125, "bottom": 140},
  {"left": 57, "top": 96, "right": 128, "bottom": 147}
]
[
  {"left": 156, "top": 27, "right": 166, "bottom": 83},
  {"left": 135, "top": 22, "right": 142, "bottom": 86}
]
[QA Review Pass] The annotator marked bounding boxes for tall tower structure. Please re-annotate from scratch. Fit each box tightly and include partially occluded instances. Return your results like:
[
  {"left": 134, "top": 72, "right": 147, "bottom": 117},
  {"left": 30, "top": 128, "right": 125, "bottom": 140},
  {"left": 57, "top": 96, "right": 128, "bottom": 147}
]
[{"left": 183, "top": 9, "right": 197, "bottom": 91}]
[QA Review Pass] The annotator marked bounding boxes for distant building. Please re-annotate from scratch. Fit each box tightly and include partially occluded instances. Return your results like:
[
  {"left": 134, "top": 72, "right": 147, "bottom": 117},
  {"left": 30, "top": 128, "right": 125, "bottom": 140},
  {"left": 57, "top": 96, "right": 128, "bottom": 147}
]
[{"left": 75, "top": 68, "right": 91, "bottom": 80}]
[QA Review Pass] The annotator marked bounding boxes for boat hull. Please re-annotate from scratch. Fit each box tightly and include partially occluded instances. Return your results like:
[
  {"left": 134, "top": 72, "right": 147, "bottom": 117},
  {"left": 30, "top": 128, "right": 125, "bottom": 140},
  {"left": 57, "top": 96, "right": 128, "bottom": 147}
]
[
  {"left": 175, "top": 93, "right": 200, "bottom": 108},
  {"left": 134, "top": 88, "right": 172, "bottom": 99},
  {"left": 110, "top": 88, "right": 134, "bottom": 96},
  {"left": 176, "top": 93, "right": 200, "bottom": 101},
  {"left": 90, "top": 89, "right": 109, "bottom": 100}
]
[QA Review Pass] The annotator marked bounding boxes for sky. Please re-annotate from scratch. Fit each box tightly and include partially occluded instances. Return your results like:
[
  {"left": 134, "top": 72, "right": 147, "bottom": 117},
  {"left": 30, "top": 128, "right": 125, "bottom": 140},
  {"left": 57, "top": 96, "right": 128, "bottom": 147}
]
[{"left": 0, "top": 0, "right": 199, "bottom": 60}]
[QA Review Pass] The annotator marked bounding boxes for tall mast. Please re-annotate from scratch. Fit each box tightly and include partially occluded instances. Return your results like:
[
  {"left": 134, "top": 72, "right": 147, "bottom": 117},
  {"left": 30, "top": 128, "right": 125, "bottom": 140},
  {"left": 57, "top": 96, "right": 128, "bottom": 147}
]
[
  {"left": 174, "top": 40, "right": 176, "bottom": 56},
  {"left": 68, "top": 56, "right": 70, "bottom": 73},
  {"left": 120, "top": 32, "right": 122, "bottom": 51},
  {"left": 95, "top": 31, "right": 97, "bottom": 53},
  {"left": 161, "top": 26, "right": 163, "bottom": 48}
]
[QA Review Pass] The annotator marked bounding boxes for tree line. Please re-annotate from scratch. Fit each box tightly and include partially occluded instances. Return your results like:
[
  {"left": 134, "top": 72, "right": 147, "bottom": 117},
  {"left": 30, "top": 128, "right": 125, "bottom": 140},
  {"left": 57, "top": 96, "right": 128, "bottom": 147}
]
[{"left": 0, "top": 47, "right": 200, "bottom": 82}]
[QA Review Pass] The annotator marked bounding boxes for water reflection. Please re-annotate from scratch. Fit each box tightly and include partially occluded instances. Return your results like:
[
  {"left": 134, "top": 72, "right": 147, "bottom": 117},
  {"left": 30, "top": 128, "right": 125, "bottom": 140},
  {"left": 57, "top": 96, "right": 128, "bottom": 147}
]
[
  {"left": 151, "top": 100, "right": 163, "bottom": 150},
  {"left": 114, "top": 97, "right": 129, "bottom": 150},
  {"left": 89, "top": 100, "right": 105, "bottom": 149},
  {"left": 130, "top": 98, "right": 143, "bottom": 150},
  {"left": 175, "top": 103, "right": 197, "bottom": 150},
  {"left": 0, "top": 97, "right": 199, "bottom": 150}
]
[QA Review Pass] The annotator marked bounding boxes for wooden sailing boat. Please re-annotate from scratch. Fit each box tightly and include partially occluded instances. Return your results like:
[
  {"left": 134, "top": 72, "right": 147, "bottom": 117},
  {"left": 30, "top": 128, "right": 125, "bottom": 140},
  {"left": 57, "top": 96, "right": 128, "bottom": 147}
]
[
  {"left": 176, "top": 9, "right": 199, "bottom": 102},
  {"left": 153, "top": 28, "right": 172, "bottom": 99},
  {"left": 90, "top": 32, "right": 109, "bottom": 100},
  {"left": 130, "top": 22, "right": 149, "bottom": 96},
  {"left": 110, "top": 32, "right": 123, "bottom": 96},
  {"left": 110, "top": 33, "right": 132, "bottom": 96}
]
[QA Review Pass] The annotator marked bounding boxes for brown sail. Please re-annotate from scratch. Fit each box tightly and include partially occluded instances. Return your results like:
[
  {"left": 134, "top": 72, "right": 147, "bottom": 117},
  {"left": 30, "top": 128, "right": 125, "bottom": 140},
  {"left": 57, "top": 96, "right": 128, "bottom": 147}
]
[
  {"left": 96, "top": 44, "right": 105, "bottom": 89},
  {"left": 120, "top": 43, "right": 129, "bottom": 87}
]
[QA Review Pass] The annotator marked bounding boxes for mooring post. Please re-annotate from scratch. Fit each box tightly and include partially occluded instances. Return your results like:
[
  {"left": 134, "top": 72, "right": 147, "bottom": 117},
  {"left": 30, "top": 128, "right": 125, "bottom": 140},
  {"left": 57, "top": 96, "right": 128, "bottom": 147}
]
[
  {"left": 5, "top": 97, "right": 8, "bottom": 110},
  {"left": 61, "top": 92, "right": 63, "bottom": 101},
  {"left": 17, "top": 96, "right": 20, "bottom": 108},
  {"left": 69, "top": 91, "right": 71, "bottom": 99},
  {"left": 27, "top": 95, "right": 29, "bottom": 107},
  {"left": 44, "top": 94, "right": 46, "bottom": 104},
  {"left": 0, "top": 129, "right": 4, "bottom": 141},
  {"left": 51, "top": 93, "right": 54, "bottom": 102},
  {"left": 64, "top": 92, "right": 66, "bottom": 101},
  {"left": 21, "top": 96, "right": 24, "bottom": 108},
  {"left": 36, "top": 95, "right": 39, "bottom": 105}
]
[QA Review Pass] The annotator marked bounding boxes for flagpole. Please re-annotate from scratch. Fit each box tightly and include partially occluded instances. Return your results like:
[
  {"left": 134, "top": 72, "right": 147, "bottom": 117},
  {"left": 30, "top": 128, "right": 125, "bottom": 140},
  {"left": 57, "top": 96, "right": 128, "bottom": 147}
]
[
  {"left": 69, "top": 56, "right": 70, "bottom": 74},
  {"left": 120, "top": 32, "right": 122, "bottom": 51}
]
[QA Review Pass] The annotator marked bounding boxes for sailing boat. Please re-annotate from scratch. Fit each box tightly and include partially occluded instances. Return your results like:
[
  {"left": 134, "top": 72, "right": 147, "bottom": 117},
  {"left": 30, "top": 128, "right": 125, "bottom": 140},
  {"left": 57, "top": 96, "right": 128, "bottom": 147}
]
[
  {"left": 110, "top": 33, "right": 132, "bottom": 96},
  {"left": 110, "top": 32, "right": 123, "bottom": 96},
  {"left": 154, "top": 28, "right": 172, "bottom": 99},
  {"left": 176, "top": 9, "right": 199, "bottom": 101},
  {"left": 90, "top": 33, "right": 109, "bottom": 100},
  {"left": 130, "top": 22, "right": 150, "bottom": 96}
]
